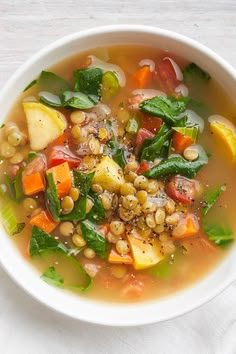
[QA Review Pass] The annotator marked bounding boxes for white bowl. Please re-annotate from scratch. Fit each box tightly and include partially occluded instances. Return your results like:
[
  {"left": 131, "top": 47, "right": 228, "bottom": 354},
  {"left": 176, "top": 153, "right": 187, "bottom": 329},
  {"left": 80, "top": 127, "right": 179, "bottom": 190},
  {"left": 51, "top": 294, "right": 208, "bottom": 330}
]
[{"left": 0, "top": 25, "right": 236, "bottom": 327}]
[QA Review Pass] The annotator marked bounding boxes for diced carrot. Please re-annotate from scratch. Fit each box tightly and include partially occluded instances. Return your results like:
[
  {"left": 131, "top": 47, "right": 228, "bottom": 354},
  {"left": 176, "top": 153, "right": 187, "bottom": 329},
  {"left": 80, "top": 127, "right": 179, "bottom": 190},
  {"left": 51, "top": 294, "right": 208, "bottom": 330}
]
[
  {"left": 30, "top": 209, "right": 58, "bottom": 233},
  {"left": 132, "top": 66, "right": 152, "bottom": 89},
  {"left": 172, "top": 131, "right": 193, "bottom": 153},
  {"left": 172, "top": 214, "right": 199, "bottom": 239},
  {"left": 22, "top": 171, "right": 45, "bottom": 195},
  {"left": 47, "top": 162, "right": 72, "bottom": 198},
  {"left": 49, "top": 129, "right": 70, "bottom": 148},
  {"left": 137, "top": 161, "right": 150, "bottom": 175},
  {"left": 108, "top": 247, "right": 133, "bottom": 265}
]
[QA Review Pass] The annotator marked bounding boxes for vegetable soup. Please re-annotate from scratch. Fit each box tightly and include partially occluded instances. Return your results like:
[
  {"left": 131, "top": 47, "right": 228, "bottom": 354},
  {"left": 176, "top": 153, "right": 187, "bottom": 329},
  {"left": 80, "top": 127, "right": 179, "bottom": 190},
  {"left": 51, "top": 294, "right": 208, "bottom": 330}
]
[{"left": 0, "top": 45, "right": 236, "bottom": 303}]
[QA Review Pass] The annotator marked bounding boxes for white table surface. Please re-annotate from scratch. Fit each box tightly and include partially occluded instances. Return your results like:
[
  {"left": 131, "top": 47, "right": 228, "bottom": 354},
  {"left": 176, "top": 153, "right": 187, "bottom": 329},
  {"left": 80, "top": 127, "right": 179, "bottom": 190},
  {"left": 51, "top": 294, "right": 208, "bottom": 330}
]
[{"left": 0, "top": 1, "right": 236, "bottom": 353}]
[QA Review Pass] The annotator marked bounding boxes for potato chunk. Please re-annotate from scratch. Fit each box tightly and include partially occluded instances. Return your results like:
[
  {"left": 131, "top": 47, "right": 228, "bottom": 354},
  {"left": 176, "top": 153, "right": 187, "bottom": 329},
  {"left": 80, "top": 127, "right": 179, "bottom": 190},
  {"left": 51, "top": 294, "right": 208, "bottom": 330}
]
[
  {"left": 128, "top": 233, "right": 164, "bottom": 270},
  {"left": 92, "top": 156, "right": 125, "bottom": 193},
  {"left": 23, "top": 102, "right": 67, "bottom": 151}
]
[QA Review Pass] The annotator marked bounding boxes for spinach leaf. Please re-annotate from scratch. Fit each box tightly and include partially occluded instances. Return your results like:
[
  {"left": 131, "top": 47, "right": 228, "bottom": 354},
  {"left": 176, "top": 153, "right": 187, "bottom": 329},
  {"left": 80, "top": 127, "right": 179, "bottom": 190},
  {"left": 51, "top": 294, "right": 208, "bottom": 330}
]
[
  {"left": 41, "top": 266, "right": 64, "bottom": 288},
  {"left": 139, "top": 96, "right": 190, "bottom": 126},
  {"left": 12, "top": 222, "right": 25, "bottom": 235},
  {"left": 30, "top": 226, "right": 68, "bottom": 256},
  {"left": 202, "top": 184, "right": 226, "bottom": 216},
  {"left": 24, "top": 79, "right": 37, "bottom": 92},
  {"left": 183, "top": 63, "right": 210, "bottom": 87},
  {"left": 38, "top": 71, "right": 70, "bottom": 96},
  {"left": 63, "top": 91, "right": 98, "bottom": 109},
  {"left": 203, "top": 221, "right": 234, "bottom": 248},
  {"left": 14, "top": 167, "right": 24, "bottom": 201},
  {"left": 45, "top": 173, "right": 61, "bottom": 222},
  {"left": 140, "top": 124, "right": 172, "bottom": 161},
  {"left": 73, "top": 171, "right": 95, "bottom": 195},
  {"left": 80, "top": 221, "right": 109, "bottom": 258},
  {"left": 87, "top": 190, "right": 105, "bottom": 224},
  {"left": 74, "top": 67, "right": 103, "bottom": 97},
  {"left": 60, "top": 195, "right": 87, "bottom": 221},
  {"left": 112, "top": 148, "right": 126, "bottom": 170},
  {"left": 143, "top": 147, "right": 208, "bottom": 179},
  {"left": 39, "top": 91, "right": 62, "bottom": 108}
]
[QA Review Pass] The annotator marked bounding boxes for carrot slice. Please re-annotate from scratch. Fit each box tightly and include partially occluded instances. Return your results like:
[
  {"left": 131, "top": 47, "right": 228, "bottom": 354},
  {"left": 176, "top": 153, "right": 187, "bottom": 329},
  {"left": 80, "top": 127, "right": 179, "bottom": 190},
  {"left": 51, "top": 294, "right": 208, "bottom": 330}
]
[
  {"left": 172, "top": 214, "right": 199, "bottom": 239},
  {"left": 172, "top": 131, "right": 193, "bottom": 153},
  {"left": 132, "top": 66, "right": 152, "bottom": 89},
  {"left": 30, "top": 209, "right": 58, "bottom": 233},
  {"left": 22, "top": 171, "right": 45, "bottom": 195},
  {"left": 108, "top": 247, "right": 133, "bottom": 265},
  {"left": 46, "top": 161, "right": 72, "bottom": 198}
]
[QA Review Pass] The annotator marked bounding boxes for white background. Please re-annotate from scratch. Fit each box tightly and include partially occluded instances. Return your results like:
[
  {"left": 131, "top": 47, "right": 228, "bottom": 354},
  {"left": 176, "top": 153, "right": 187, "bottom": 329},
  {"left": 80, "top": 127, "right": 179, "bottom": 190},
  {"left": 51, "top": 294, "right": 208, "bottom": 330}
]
[{"left": 0, "top": 1, "right": 236, "bottom": 353}]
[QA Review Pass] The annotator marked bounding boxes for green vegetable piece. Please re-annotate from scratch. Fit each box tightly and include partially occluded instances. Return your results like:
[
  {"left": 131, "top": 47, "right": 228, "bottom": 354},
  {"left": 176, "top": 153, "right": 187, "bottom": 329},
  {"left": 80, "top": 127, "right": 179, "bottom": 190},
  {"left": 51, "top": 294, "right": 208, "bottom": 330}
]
[
  {"left": 23, "top": 79, "right": 37, "bottom": 92},
  {"left": 39, "top": 92, "right": 62, "bottom": 108},
  {"left": 202, "top": 184, "right": 226, "bottom": 216},
  {"left": 140, "top": 124, "right": 172, "bottom": 161},
  {"left": 63, "top": 91, "right": 98, "bottom": 110},
  {"left": 183, "top": 63, "right": 210, "bottom": 87},
  {"left": 45, "top": 173, "right": 61, "bottom": 222},
  {"left": 112, "top": 148, "right": 126, "bottom": 170},
  {"left": 0, "top": 124, "right": 5, "bottom": 129},
  {"left": 60, "top": 195, "right": 87, "bottom": 221},
  {"left": 12, "top": 222, "right": 26, "bottom": 235},
  {"left": 80, "top": 221, "right": 109, "bottom": 258},
  {"left": 143, "top": 147, "right": 208, "bottom": 179},
  {"left": 188, "top": 99, "right": 210, "bottom": 117},
  {"left": 107, "top": 136, "right": 118, "bottom": 152},
  {"left": 38, "top": 71, "right": 70, "bottom": 96},
  {"left": 125, "top": 115, "right": 141, "bottom": 134},
  {"left": 87, "top": 190, "right": 105, "bottom": 224},
  {"left": 30, "top": 226, "right": 68, "bottom": 256},
  {"left": 74, "top": 67, "right": 103, "bottom": 97},
  {"left": 4, "top": 174, "right": 16, "bottom": 200},
  {"left": 0, "top": 204, "right": 25, "bottom": 235},
  {"left": 41, "top": 266, "right": 64, "bottom": 288},
  {"left": 27, "top": 151, "right": 38, "bottom": 161},
  {"left": 73, "top": 171, "right": 95, "bottom": 195},
  {"left": 148, "top": 257, "right": 173, "bottom": 279},
  {"left": 14, "top": 166, "right": 24, "bottom": 202},
  {"left": 173, "top": 126, "right": 199, "bottom": 143},
  {"left": 203, "top": 221, "right": 234, "bottom": 248},
  {"left": 139, "top": 96, "right": 190, "bottom": 126},
  {"left": 102, "top": 71, "right": 120, "bottom": 100}
]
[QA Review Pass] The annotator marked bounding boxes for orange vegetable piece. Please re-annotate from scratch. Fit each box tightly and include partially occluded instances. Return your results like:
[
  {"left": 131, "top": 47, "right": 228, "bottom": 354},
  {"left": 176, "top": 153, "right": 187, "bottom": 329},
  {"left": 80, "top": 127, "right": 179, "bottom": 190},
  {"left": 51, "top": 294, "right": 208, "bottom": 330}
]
[
  {"left": 173, "top": 214, "right": 199, "bottom": 239},
  {"left": 132, "top": 66, "right": 152, "bottom": 89},
  {"left": 172, "top": 131, "right": 193, "bottom": 153},
  {"left": 47, "top": 162, "right": 72, "bottom": 198},
  {"left": 98, "top": 223, "right": 110, "bottom": 237},
  {"left": 22, "top": 171, "right": 45, "bottom": 195},
  {"left": 30, "top": 209, "right": 58, "bottom": 233},
  {"left": 108, "top": 247, "right": 133, "bottom": 265}
]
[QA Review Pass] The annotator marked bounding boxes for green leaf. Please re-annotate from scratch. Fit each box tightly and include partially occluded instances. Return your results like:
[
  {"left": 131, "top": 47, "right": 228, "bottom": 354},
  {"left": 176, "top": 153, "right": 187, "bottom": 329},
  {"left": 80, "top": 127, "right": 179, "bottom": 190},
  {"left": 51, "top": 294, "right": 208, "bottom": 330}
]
[
  {"left": 188, "top": 99, "right": 210, "bottom": 117},
  {"left": 148, "top": 257, "right": 173, "bottom": 279},
  {"left": 23, "top": 79, "right": 37, "bottom": 92},
  {"left": 63, "top": 91, "right": 98, "bottom": 109},
  {"left": 112, "top": 148, "right": 126, "bottom": 170},
  {"left": 74, "top": 67, "right": 103, "bottom": 97},
  {"left": 38, "top": 71, "right": 70, "bottom": 96},
  {"left": 87, "top": 190, "right": 105, "bottom": 224},
  {"left": 80, "top": 221, "right": 109, "bottom": 258},
  {"left": 73, "top": 171, "right": 95, "bottom": 195},
  {"left": 41, "top": 266, "right": 64, "bottom": 287},
  {"left": 30, "top": 226, "right": 68, "bottom": 256},
  {"left": 45, "top": 173, "right": 61, "bottom": 222},
  {"left": 139, "top": 96, "right": 190, "bottom": 126},
  {"left": 60, "top": 195, "right": 87, "bottom": 221},
  {"left": 4, "top": 174, "right": 16, "bottom": 200},
  {"left": 202, "top": 184, "right": 226, "bottom": 216},
  {"left": 12, "top": 222, "right": 25, "bottom": 235},
  {"left": 101, "top": 71, "right": 120, "bottom": 100},
  {"left": 140, "top": 124, "right": 172, "bottom": 161},
  {"left": 183, "top": 63, "right": 210, "bottom": 87},
  {"left": 203, "top": 221, "right": 234, "bottom": 248},
  {"left": 143, "top": 147, "right": 208, "bottom": 179},
  {"left": 107, "top": 136, "right": 117, "bottom": 152},
  {"left": 39, "top": 91, "right": 62, "bottom": 107},
  {"left": 14, "top": 166, "right": 24, "bottom": 202}
]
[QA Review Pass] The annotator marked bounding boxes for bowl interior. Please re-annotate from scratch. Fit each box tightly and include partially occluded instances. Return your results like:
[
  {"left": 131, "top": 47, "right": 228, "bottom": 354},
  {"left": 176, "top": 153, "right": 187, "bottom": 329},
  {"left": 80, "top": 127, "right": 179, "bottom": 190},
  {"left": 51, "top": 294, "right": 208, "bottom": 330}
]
[{"left": 0, "top": 25, "right": 236, "bottom": 326}]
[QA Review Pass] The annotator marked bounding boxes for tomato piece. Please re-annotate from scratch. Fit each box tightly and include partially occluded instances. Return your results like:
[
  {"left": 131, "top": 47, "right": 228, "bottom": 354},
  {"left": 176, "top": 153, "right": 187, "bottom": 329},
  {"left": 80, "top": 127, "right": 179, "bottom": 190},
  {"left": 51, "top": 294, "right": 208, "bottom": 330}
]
[
  {"left": 141, "top": 113, "right": 162, "bottom": 134},
  {"left": 155, "top": 58, "right": 179, "bottom": 94},
  {"left": 48, "top": 146, "right": 81, "bottom": 168},
  {"left": 137, "top": 161, "right": 150, "bottom": 175},
  {"left": 172, "top": 131, "right": 193, "bottom": 153},
  {"left": 165, "top": 176, "right": 199, "bottom": 204},
  {"left": 136, "top": 128, "right": 154, "bottom": 148}
]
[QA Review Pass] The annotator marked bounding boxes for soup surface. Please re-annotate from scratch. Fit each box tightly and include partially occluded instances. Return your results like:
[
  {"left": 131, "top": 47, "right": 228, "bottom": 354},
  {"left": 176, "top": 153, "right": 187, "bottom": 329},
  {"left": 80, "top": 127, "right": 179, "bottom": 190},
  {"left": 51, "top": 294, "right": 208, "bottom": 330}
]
[{"left": 0, "top": 45, "right": 236, "bottom": 303}]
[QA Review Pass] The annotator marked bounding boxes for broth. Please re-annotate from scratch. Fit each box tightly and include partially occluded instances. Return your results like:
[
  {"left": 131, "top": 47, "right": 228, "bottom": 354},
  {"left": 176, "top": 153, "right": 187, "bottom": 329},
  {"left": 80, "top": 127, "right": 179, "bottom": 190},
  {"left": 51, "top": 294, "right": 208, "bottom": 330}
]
[{"left": 0, "top": 45, "right": 235, "bottom": 303}]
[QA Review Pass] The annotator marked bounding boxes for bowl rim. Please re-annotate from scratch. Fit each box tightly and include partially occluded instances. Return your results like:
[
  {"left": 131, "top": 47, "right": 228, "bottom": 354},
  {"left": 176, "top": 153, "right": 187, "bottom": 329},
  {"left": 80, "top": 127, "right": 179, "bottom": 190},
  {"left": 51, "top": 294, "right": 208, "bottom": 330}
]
[{"left": 0, "top": 24, "right": 236, "bottom": 327}]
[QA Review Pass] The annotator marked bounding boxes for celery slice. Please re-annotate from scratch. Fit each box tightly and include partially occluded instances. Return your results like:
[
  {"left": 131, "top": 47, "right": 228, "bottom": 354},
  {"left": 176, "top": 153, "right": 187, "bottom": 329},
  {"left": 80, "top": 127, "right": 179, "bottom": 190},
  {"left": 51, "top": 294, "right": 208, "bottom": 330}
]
[
  {"left": 1, "top": 204, "right": 18, "bottom": 235},
  {"left": 173, "top": 126, "right": 198, "bottom": 142},
  {"left": 101, "top": 71, "right": 120, "bottom": 100}
]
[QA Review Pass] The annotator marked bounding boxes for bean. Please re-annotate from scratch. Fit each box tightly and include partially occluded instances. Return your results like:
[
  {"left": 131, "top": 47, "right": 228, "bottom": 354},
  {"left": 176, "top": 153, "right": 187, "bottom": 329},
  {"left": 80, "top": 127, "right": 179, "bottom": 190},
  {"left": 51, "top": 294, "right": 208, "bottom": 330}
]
[
  {"left": 112, "top": 194, "right": 119, "bottom": 210},
  {"left": 118, "top": 207, "right": 134, "bottom": 221},
  {"left": 88, "top": 137, "right": 101, "bottom": 155},
  {"left": 153, "top": 224, "right": 165, "bottom": 234},
  {"left": 23, "top": 197, "right": 37, "bottom": 213},
  {"left": 10, "top": 152, "right": 23, "bottom": 164},
  {"left": 165, "top": 199, "right": 176, "bottom": 215},
  {"left": 183, "top": 146, "right": 199, "bottom": 161},
  {"left": 125, "top": 171, "right": 137, "bottom": 182},
  {"left": 155, "top": 208, "right": 166, "bottom": 224},
  {"left": 134, "top": 176, "right": 148, "bottom": 190},
  {"left": 133, "top": 204, "right": 142, "bottom": 216},
  {"left": 4, "top": 122, "right": 19, "bottom": 137},
  {"left": 136, "top": 190, "right": 148, "bottom": 204},
  {"left": 91, "top": 184, "right": 103, "bottom": 194},
  {"left": 146, "top": 179, "right": 159, "bottom": 194},
  {"left": 86, "top": 198, "right": 94, "bottom": 213},
  {"left": 120, "top": 183, "right": 136, "bottom": 196},
  {"left": 142, "top": 201, "right": 156, "bottom": 214},
  {"left": 107, "top": 231, "right": 120, "bottom": 243},
  {"left": 61, "top": 196, "right": 74, "bottom": 214},
  {"left": 8, "top": 131, "right": 22, "bottom": 147},
  {"left": 110, "top": 220, "right": 125, "bottom": 236},
  {"left": 124, "top": 160, "right": 139, "bottom": 173},
  {"left": 165, "top": 213, "right": 180, "bottom": 225},
  {"left": 116, "top": 239, "right": 130, "bottom": 255},
  {"left": 146, "top": 214, "right": 156, "bottom": 228},
  {"left": 83, "top": 247, "right": 96, "bottom": 259},
  {"left": 72, "top": 233, "right": 86, "bottom": 248},
  {"left": 69, "top": 187, "right": 80, "bottom": 201},
  {"left": 70, "top": 110, "right": 86, "bottom": 124},
  {"left": 71, "top": 125, "right": 81, "bottom": 139},
  {"left": 59, "top": 221, "right": 74, "bottom": 237},
  {"left": 99, "top": 192, "right": 112, "bottom": 210},
  {"left": 1, "top": 141, "right": 16, "bottom": 158},
  {"left": 122, "top": 195, "right": 138, "bottom": 210},
  {"left": 137, "top": 216, "right": 148, "bottom": 230},
  {"left": 110, "top": 265, "right": 127, "bottom": 279}
]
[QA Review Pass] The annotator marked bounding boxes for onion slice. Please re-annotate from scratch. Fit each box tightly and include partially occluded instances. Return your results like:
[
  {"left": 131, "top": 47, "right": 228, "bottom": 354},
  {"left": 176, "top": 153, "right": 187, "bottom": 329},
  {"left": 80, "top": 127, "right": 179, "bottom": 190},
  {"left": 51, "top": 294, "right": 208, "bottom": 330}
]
[
  {"left": 208, "top": 115, "right": 236, "bottom": 137},
  {"left": 88, "top": 55, "right": 126, "bottom": 87},
  {"left": 132, "top": 89, "right": 166, "bottom": 98},
  {"left": 139, "top": 59, "right": 155, "bottom": 72},
  {"left": 175, "top": 84, "right": 189, "bottom": 97},
  {"left": 183, "top": 109, "right": 205, "bottom": 133},
  {"left": 163, "top": 57, "right": 183, "bottom": 81}
]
